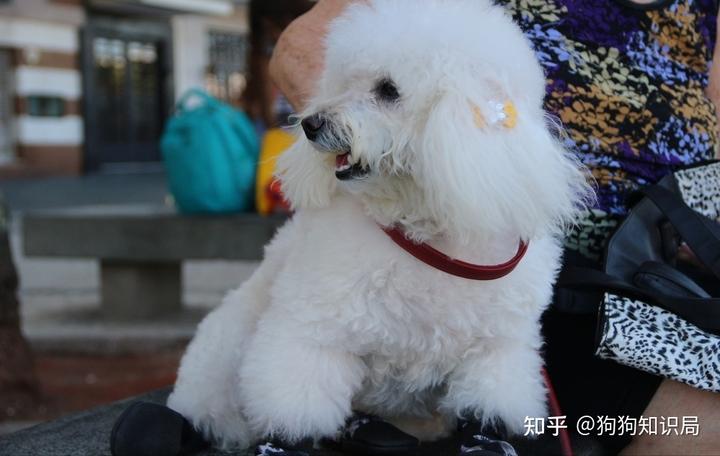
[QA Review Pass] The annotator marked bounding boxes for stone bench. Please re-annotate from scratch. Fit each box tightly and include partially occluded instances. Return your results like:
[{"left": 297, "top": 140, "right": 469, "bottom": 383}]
[{"left": 22, "top": 206, "right": 287, "bottom": 320}]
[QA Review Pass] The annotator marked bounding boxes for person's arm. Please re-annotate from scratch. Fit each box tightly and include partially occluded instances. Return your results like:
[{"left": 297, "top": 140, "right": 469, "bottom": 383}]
[
  {"left": 269, "top": 0, "right": 361, "bottom": 111},
  {"left": 706, "top": 14, "right": 720, "bottom": 158}
]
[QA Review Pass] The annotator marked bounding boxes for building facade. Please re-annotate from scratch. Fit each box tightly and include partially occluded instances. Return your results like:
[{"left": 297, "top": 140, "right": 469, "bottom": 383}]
[{"left": 0, "top": 0, "right": 248, "bottom": 176}]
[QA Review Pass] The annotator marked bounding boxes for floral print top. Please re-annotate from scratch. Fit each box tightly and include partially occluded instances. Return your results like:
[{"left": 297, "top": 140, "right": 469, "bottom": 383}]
[{"left": 496, "top": 0, "right": 719, "bottom": 258}]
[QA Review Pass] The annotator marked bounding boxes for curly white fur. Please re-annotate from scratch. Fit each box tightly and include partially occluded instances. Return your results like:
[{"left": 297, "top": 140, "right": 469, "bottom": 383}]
[{"left": 168, "top": 0, "right": 593, "bottom": 450}]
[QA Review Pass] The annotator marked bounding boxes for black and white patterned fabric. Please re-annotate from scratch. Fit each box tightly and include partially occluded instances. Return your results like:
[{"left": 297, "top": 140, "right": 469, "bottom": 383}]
[
  {"left": 459, "top": 433, "right": 518, "bottom": 456},
  {"left": 255, "top": 442, "right": 309, "bottom": 456},
  {"left": 342, "top": 414, "right": 373, "bottom": 440},
  {"left": 674, "top": 162, "right": 720, "bottom": 221},
  {"left": 596, "top": 293, "right": 720, "bottom": 392},
  {"left": 596, "top": 162, "right": 720, "bottom": 393},
  {"left": 457, "top": 420, "right": 518, "bottom": 456}
]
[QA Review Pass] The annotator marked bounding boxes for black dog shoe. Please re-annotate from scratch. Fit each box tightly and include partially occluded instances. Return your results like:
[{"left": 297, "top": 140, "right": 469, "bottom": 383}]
[
  {"left": 255, "top": 441, "right": 310, "bottom": 456},
  {"left": 458, "top": 420, "right": 518, "bottom": 456},
  {"left": 340, "top": 412, "right": 420, "bottom": 455},
  {"left": 110, "top": 401, "right": 208, "bottom": 456}
]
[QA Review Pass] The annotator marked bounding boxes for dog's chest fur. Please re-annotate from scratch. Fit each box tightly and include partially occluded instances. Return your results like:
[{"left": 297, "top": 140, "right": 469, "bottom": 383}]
[{"left": 267, "top": 197, "right": 558, "bottom": 412}]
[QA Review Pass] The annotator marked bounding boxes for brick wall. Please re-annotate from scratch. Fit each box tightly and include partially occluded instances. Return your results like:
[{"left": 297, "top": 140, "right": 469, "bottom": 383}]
[{"left": 0, "top": 0, "right": 84, "bottom": 175}]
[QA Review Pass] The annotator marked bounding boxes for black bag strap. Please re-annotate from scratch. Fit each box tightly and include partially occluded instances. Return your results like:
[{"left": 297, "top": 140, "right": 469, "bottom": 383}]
[
  {"left": 641, "top": 185, "right": 720, "bottom": 279},
  {"left": 556, "top": 182, "right": 720, "bottom": 334},
  {"left": 558, "top": 266, "right": 720, "bottom": 335}
]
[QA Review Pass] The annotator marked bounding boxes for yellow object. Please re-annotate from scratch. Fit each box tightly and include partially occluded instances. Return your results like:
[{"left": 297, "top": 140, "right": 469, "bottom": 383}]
[
  {"left": 471, "top": 103, "right": 486, "bottom": 129},
  {"left": 256, "top": 128, "right": 295, "bottom": 215},
  {"left": 469, "top": 100, "right": 517, "bottom": 130},
  {"left": 502, "top": 101, "right": 518, "bottom": 129}
]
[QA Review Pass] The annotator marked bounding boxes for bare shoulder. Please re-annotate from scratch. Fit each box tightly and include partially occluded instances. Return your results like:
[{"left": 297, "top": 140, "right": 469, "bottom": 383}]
[{"left": 270, "top": 0, "right": 363, "bottom": 109}]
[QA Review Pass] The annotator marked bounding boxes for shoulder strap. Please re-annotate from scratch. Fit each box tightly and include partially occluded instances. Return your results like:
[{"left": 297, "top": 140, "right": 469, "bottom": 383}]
[
  {"left": 558, "top": 266, "right": 720, "bottom": 335},
  {"left": 557, "top": 182, "right": 720, "bottom": 334},
  {"left": 641, "top": 185, "right": 720, "bottom": 279}
]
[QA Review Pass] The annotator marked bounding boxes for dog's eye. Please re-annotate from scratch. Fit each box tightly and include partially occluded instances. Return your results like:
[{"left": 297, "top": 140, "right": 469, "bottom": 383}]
[{"left": 374, "top": 78, "right": 400, "bottom": 103}]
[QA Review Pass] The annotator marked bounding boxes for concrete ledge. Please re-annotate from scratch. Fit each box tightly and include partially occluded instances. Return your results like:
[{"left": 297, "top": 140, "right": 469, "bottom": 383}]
[
  {"left": 0, "top": 389, "right": 297, "bottom": 456},
  {"left": 0, "top": 389, "right": 189, "bottom": 456},
  {"left": 0, "top": 388, "right": 455, "bottom": 455},
  {"left": 0, "top": 388, "right": 570, "bottom": 455},
  {"left": 23, "top": 207, "right": 288, "bottom": 261}
]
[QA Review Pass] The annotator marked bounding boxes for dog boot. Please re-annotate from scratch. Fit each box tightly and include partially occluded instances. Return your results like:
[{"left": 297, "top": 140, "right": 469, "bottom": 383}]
[
  {"left": 340, "top": 412, "right": 420, "bottom": 455},
  {"left": 457, "top": 419, "right": 518, "bottom": 456},
  {"left": 255, "top": 441, "right": 310, "bottom": 456},
  {"left": 110, "top": 401, "right": 208, "bottom": 456}
]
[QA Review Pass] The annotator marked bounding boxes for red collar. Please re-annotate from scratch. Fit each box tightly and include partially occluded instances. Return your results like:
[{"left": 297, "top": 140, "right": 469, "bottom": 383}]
[{"left": 382, "top": 227, "right": 528, "bottom": 280}]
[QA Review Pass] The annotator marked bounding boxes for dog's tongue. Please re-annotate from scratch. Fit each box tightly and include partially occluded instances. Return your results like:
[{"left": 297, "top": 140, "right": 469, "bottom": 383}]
[{"left": 336, "top": 153, "right": 350, "bottom": 168}]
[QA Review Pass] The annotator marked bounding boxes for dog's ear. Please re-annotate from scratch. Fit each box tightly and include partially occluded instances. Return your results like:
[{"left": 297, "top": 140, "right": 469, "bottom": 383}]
[
  {"left": 276, "top": 133, "right": 338, "bottom": 210},
  {"left": 415, "top": 90, "right": 592, "bottom": 240}
]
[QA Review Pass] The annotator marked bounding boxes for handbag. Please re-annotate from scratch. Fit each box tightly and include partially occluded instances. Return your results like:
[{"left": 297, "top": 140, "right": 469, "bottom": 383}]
[
  {"left": 161, "top": 89, "right": 260, "bottom": 214},
  {"left": 558, "top": 161, "right": 720, "bottom": 392}
]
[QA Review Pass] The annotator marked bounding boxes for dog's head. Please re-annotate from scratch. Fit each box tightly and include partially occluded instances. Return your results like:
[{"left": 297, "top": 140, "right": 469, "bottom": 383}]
[{"left": 278, "top": 0, "right": 592, "bottom": 241}]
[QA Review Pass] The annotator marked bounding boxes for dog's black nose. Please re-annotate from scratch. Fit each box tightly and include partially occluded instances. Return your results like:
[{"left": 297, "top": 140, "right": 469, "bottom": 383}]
[{"left": 301, "top": 114, "right": 325, "bottom": 141}]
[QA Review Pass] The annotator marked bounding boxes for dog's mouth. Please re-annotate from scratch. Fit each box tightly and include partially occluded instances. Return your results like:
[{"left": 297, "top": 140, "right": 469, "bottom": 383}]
[{"left": 335, "top": 152, "right": 369, "bottom": 180}]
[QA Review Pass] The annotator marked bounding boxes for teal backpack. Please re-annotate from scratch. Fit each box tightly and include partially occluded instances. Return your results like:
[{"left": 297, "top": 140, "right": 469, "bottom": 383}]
[{"left": 161, "top": 89, "right": 260, "bottom": 214}]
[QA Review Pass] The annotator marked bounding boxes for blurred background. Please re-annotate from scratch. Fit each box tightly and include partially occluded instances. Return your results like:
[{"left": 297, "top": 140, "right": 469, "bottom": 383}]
[{"left": 0, "top": 0, "right": 313, "bottom": 435}]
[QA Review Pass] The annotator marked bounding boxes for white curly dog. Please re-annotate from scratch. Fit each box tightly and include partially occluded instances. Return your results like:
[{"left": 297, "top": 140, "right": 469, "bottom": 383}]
[{"left": 168, "top": 0, "right": 591, "bottom": 452}]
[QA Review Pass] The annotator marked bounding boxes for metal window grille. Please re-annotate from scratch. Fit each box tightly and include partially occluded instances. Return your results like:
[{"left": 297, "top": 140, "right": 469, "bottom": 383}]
[{"left": 206, "top": 30, "right": 248, "bottom": 104}]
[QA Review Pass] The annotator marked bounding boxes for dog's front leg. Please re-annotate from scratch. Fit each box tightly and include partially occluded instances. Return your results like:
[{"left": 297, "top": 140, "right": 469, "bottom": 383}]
[
  {"left": 239, "top": 317, "right": 366, "bottom": 445},
  {"left": 440, "top": 339, "right": 547, "bottom": 436}
]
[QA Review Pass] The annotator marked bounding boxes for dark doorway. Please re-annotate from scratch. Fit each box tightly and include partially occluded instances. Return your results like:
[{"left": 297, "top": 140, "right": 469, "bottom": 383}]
[{"left": 82, "top": 17, "right": 173, "bottom": 172}]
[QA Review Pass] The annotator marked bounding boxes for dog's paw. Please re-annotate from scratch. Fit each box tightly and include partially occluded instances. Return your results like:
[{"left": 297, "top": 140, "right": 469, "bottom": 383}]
[
  {"left": 242, "top": 393, "right": 348, "bottom": 445},
  {"left": 196, "top": 413, "right": 253, "bottom": 451},
  {"left": 167, "top": 391, "right": 252, "bottom": 451},
  {"left": 239, "top": 340, "right": 363, "bottom": 443}
]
